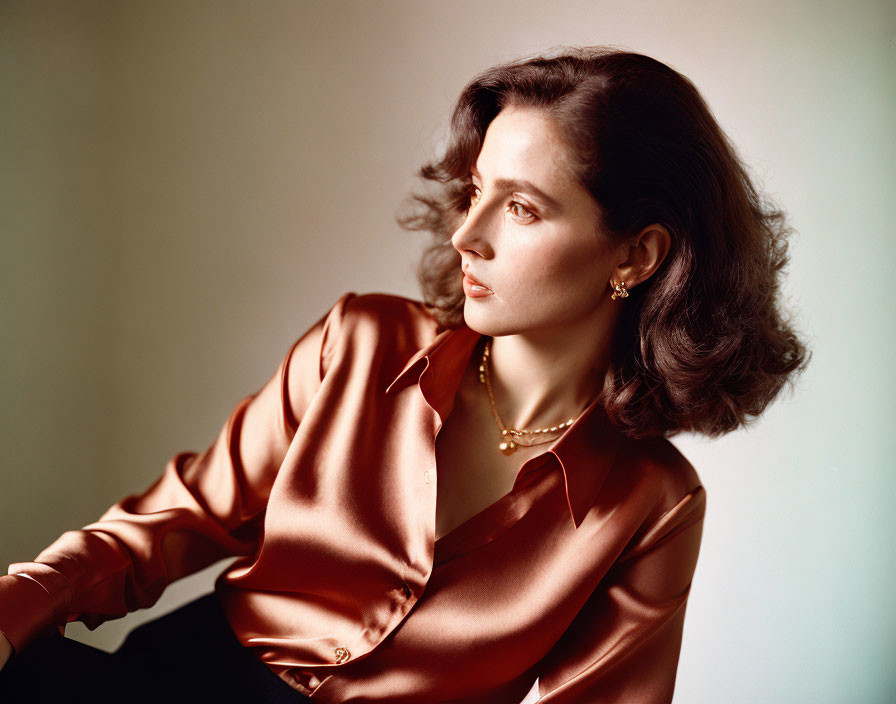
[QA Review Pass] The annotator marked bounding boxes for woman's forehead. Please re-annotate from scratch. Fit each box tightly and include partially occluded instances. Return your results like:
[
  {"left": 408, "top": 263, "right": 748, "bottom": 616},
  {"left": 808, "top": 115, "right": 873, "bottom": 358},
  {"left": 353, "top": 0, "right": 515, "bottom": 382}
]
[{"left": 474, "top": 108, "right": 588, "bottom": 205}]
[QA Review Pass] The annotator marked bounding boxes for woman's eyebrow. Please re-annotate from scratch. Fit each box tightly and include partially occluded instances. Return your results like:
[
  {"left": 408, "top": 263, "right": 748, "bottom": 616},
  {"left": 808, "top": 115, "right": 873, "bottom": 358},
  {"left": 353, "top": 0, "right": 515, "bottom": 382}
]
[{"left": 470, "top": 167, "right": 562, "bottom": 210}]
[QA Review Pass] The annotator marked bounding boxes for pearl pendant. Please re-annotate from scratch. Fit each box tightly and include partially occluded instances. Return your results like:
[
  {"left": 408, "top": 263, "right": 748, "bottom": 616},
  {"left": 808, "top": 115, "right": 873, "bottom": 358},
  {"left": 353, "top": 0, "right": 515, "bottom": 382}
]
[{"left": 499, "top": 440, "right": 517, "bottom": 455}]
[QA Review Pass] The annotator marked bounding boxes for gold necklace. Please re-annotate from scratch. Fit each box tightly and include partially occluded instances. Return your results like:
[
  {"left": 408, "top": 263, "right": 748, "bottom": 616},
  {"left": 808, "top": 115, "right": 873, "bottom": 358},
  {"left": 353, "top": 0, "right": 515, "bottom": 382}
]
[{"left": 478, "top": 338, "right": 576, "bottom": 455}]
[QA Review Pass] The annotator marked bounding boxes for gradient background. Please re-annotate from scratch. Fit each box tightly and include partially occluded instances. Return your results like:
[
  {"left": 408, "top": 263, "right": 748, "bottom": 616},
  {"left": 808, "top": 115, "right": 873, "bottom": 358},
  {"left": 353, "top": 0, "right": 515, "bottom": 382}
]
[{"left": 1, "top": 1, "right": 893, "bottom": 702}]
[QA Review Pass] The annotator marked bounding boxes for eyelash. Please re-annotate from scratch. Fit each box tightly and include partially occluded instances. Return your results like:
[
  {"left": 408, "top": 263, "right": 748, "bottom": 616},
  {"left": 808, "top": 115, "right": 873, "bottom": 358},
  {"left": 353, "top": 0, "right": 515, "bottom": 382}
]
[{"left": 466, "top": 184, "right": 537, "bottom": 223}]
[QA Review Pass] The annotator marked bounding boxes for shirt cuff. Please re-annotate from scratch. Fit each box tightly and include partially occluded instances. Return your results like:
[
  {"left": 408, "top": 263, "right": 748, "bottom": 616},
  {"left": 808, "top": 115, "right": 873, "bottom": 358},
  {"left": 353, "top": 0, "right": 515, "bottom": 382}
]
[{"left": 0, "top": 571, "right": 68, "bottom": 656}]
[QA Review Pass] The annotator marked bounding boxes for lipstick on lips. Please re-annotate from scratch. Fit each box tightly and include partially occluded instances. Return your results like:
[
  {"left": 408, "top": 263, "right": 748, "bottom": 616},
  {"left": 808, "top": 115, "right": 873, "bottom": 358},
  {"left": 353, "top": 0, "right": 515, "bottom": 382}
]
[{"left": 462, "top": 271, "right": 493, "bottom": 298}]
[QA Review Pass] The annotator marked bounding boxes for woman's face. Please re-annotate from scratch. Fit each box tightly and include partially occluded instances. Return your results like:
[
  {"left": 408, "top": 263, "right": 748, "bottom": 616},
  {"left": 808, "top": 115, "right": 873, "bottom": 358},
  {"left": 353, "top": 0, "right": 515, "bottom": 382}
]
[{"left": 451, "top": 106, "right": 617, "bottom": 339}]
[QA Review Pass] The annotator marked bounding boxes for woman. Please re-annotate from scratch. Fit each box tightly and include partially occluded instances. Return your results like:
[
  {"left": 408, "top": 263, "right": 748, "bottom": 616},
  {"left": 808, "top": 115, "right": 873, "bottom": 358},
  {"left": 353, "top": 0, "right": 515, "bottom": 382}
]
[{"left": 0, "top": 46, "right": 809, "bottom": 703}]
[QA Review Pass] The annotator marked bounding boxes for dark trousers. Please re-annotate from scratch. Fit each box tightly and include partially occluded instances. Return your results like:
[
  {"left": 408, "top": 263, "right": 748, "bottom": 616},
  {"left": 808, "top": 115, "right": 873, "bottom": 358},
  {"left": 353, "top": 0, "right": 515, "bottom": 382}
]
[{"left": 0, "top": 591, "right": 312, "bottom": 703}]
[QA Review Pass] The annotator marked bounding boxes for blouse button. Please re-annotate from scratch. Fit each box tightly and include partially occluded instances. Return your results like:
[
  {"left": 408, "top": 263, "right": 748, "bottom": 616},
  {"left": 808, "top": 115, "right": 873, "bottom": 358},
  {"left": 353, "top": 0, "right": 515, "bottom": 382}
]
[{"left": 334, "top": 646, "right": 351, "bottom": 664}]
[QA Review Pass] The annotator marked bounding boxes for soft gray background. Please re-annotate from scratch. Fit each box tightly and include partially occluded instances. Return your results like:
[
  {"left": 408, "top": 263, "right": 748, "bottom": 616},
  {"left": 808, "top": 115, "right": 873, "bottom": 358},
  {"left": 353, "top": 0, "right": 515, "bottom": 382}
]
[{"left": 1, "top": 1, "right": 893, "bottom": 702}]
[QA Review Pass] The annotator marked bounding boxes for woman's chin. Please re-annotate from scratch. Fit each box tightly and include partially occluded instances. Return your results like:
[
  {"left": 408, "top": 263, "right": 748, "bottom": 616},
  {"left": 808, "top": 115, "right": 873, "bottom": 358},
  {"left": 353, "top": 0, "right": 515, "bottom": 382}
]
[
  {"left": 462, "top": 303, "right": 492, "bottom": 332},
  {"left": 462, "top": 303, "right": 515, "bottom": 338}
]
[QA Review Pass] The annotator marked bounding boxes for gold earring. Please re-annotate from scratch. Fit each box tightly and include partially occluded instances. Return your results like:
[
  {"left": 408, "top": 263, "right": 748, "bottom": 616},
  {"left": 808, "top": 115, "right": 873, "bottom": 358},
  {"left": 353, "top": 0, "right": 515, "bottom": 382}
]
[{"left": 610, "top": 280, "right": 629, "bottom": 300}]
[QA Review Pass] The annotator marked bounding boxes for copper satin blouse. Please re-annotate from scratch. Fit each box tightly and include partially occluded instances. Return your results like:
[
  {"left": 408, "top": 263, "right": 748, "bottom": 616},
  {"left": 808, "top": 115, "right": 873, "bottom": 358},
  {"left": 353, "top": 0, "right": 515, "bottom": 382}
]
[{"left": 0, "top": 292, "right": 706, "bottom": 703}]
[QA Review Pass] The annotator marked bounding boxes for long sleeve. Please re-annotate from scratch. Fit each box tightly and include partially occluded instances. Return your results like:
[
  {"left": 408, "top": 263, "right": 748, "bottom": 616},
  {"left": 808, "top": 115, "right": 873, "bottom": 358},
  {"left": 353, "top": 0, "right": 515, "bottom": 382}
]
[
  {"left": 535, "top": 485, "right": 707, "bottom": 703},
  {"left": 0, "top": 292, "right": 354, "bottom": 658}
]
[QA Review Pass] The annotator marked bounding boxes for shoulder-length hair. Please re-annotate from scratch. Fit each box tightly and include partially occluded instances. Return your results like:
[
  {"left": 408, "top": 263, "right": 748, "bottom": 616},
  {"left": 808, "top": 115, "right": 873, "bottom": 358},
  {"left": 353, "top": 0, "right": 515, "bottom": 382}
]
[{"left": 397, "top": 46, "right": 811, "bottom": 439}]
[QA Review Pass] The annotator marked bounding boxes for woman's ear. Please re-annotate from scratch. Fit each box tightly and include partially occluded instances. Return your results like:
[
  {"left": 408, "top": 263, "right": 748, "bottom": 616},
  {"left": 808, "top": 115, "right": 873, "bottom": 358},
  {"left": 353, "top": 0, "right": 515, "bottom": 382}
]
[{"left": 611, "top": 224, "right": 671, "bottom": 289}]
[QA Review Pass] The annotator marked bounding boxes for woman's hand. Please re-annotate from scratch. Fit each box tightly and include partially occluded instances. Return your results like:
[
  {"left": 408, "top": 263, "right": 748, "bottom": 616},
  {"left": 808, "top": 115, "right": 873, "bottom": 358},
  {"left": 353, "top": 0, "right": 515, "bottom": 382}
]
[{"left": 0, "top": 631, "right": 12, "bottom": 672}]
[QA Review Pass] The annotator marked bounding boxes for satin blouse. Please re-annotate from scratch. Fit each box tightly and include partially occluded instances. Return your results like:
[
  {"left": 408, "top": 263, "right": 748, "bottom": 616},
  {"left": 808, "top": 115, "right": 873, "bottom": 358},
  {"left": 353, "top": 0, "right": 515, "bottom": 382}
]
[{"left": 0, "top": 291, "right": 706, "bottom": 703}]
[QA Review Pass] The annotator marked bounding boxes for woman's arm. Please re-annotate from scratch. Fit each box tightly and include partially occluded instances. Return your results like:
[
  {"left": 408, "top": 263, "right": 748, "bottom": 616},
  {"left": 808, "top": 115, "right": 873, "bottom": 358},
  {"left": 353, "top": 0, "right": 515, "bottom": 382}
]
[
  {"left": 0, "top": 292, "right": 354, "bottom": 660},
  {"left": 534, "top": 485, "right": 707, "bottom": 703}
]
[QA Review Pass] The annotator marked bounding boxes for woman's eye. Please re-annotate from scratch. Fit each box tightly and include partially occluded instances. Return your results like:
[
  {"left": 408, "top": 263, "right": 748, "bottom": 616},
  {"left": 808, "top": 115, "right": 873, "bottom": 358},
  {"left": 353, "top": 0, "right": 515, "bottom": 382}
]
[
  {"left": 464, "top": 184, "right": 536, "bottom": 224},
  {"left": 509, "top": 201, "right": 536, "bottom": 222},
  {"left": 469, "top": 186, "right": 482, "bottom": 209}
]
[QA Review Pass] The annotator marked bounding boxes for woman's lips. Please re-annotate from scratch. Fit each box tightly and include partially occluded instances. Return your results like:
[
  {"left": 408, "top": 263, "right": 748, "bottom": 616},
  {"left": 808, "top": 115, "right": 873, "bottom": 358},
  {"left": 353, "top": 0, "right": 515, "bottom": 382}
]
[{"left": 462, "top": 273, "right": 493, "bottom": 298}]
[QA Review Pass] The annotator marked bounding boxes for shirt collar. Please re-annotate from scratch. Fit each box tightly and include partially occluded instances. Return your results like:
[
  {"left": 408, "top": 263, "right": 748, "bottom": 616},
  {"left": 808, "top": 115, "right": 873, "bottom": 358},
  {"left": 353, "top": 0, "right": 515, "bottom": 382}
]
[{"left": 385, "top": 323, "right": 623, "bottom": 529}]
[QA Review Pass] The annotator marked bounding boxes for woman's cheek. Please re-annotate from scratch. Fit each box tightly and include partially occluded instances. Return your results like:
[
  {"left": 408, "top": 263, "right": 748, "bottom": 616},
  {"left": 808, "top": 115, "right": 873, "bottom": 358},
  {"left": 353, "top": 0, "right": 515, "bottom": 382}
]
[{"left": 534, "top": 249, "right": 577, "bottom": 287}]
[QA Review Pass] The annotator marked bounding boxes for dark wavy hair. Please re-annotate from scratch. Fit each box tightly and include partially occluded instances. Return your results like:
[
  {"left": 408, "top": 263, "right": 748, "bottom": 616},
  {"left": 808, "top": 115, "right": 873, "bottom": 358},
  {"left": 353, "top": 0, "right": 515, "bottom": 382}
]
[{"left": 397, "top": 46, "right": 811, "bottom": 439}]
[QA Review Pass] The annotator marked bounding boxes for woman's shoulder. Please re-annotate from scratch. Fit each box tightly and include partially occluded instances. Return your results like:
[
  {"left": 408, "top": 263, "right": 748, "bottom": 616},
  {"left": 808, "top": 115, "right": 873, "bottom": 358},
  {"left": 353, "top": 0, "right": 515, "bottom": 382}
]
[
  {"left": 317, "top": 291, "right": 440, "bottom": 368},
  {"left": 340, "top": 291, "right": 429, "bottom": 318},
  {"left": 334, "top": 291, "right": 439, "bottom": 338},
  {"left": 614, "top": 434, "right": 706, "bottom": 521}
]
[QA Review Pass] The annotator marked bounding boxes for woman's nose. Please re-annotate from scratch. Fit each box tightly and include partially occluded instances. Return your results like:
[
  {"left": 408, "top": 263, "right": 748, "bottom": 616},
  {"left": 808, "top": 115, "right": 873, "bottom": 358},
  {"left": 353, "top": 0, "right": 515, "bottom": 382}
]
[{"left": 451, "top": 204, "right": 494, "bottom": 258}]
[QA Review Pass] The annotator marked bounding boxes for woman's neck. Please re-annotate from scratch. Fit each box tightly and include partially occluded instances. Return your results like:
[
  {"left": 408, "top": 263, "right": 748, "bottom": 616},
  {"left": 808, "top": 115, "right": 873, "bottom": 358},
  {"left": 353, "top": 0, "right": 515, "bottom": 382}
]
[{"left": 475, "top": 319, "right": 615, "bottom": 431}]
